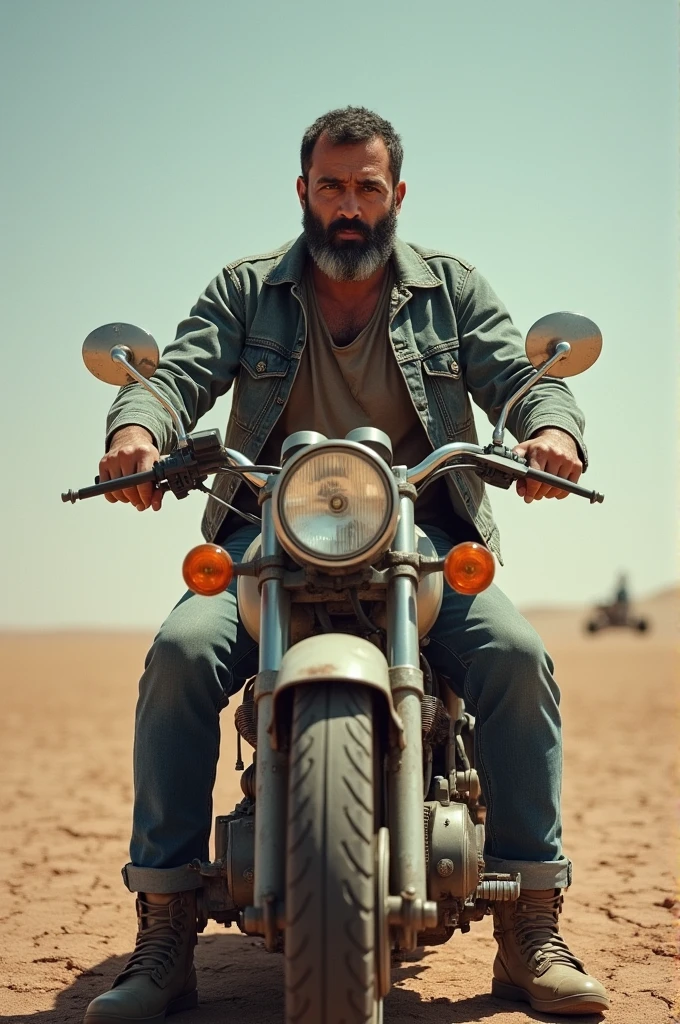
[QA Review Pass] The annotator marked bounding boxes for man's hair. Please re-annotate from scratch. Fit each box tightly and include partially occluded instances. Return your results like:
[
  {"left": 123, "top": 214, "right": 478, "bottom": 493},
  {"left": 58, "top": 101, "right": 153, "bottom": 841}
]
[{"left": 300, "top": 106, "right": 403, "bottom": 185}]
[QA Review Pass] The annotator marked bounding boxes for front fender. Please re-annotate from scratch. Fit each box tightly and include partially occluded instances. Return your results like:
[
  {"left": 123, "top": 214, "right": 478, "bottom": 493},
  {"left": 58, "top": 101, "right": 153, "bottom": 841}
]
[{"left": 269, "top": 635, "right": 404, "bottom": 750}]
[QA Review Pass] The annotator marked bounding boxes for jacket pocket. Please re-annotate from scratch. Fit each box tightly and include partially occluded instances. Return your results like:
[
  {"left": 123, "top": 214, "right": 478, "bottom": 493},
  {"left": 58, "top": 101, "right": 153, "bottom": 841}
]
[
  {"left": 420, "top": 343, "right": 471, "bottom": 437},
  {"left": 239, "top": 339, "right": 292, "bottom": 379},
  {"left": 233, "top": 340, "right": 293, "bottom": 429}
]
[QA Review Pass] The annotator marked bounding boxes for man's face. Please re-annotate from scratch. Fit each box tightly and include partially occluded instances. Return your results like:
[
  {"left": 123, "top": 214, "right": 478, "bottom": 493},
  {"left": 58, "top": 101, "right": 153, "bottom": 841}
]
[{"left": 297, "top": 134, "right": 406, "bottom": 281}]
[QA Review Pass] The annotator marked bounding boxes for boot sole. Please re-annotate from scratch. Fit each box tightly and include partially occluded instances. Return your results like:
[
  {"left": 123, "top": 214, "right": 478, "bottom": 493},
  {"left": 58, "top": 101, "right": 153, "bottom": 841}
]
[
  {"left": 492, "top": 978, "right": 610, "bottom": 1015},
  {"left": 84, "top": 988, "right": 198, "bottom": 1024}
]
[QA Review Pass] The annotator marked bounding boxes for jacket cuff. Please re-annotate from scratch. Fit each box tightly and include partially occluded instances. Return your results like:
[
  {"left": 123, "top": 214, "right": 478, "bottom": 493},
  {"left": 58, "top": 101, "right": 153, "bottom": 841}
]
[
  {"left": 519, "top": 416, "right": 588, "bottom": 472},
  {"left": 105, "top": 409, "right": 167, "bottom": 453}
]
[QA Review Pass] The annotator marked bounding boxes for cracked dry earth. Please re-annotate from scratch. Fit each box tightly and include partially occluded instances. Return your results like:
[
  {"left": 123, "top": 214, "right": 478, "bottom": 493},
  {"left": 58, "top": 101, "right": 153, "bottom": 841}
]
[{"left": 1, "top": 590, "right": 677, "bottom": 1023}]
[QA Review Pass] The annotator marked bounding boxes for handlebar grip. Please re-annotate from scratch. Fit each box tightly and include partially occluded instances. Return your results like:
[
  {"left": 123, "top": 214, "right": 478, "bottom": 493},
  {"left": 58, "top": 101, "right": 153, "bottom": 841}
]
[
  {"left": 524, "top": 466, "right": 604, "bottom": 503},
  {"left": 61, "top": 468, "right": 158, "bottom": 503}
]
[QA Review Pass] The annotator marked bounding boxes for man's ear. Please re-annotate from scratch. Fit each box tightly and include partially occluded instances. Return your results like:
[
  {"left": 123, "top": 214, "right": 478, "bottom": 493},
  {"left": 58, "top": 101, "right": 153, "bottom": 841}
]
[
  {"left": 296, "top": 176, "right": 307, "bottom": 208},
  {"left": 394, "top": 180, "right": 406, "bottom": 215}
]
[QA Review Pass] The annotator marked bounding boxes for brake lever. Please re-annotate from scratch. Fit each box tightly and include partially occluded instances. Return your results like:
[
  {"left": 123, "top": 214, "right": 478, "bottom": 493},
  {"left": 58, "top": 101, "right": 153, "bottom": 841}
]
[{"left": 479, "top": 444, "right": 604, "bottom": 504}]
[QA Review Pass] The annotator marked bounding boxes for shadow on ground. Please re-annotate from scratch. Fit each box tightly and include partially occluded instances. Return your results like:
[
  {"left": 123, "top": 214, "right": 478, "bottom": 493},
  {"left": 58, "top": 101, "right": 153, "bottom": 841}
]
[{"left": 11, "top": 932, "right": 605, "bottom": 1024}]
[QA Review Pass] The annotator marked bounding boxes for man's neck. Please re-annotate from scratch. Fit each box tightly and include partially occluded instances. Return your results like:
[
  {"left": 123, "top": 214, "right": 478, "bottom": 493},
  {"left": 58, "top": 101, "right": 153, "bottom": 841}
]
[{"left": 310, "top": 261, "right": 388, "bottom": 308}]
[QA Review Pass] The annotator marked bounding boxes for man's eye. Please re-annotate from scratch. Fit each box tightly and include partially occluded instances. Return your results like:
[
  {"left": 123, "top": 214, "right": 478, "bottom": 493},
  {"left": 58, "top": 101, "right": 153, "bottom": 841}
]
[{"left": 362, "top": 185, "right": 377, "bottom": 192}]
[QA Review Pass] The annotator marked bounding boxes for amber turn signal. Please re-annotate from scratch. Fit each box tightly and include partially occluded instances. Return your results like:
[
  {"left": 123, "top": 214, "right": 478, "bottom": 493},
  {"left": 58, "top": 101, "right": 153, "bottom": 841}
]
[
  {"left": 443, "top": 542, "right": 495, "bottom": 595},
  {"left": 182, "top": 544, "right": 234, "bottom": 596}
]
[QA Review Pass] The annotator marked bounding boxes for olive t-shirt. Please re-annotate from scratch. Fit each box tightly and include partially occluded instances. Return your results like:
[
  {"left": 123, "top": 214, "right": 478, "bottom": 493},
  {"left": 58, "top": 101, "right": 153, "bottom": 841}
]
[{"left": 219, "top": 260, "right": 476, "bottom": 540}]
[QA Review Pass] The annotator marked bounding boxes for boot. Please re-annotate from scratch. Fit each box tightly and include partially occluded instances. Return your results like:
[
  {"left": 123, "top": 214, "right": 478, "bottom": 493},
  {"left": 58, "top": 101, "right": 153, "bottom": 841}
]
[
  {"left": 84, "top": 891, "right": 198, "bottom": 1024},
  {"left": 492, "top": 888, "right": 610, "bottom": 1015}
]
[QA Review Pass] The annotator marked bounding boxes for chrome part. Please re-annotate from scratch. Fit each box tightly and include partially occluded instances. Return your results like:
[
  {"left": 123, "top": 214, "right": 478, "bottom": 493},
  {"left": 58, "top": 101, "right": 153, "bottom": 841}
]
[
  {"left": 222, "top": 448, "right": 269, "bottom": 489},
  {"left": 386, "top": 487, "right": 428, "bottom": 946},
  {"left": 251, "top": 499, "right": 288, "bottom": 938},
  {"left": 269, "top": 635, "right": 404, "bottom": 749},
  {"left": 345, "top": 427, "right": 394, "bottom": 466},
  {"left": 386, "top": 893, "right": 438, "bottom": 942},
  {"left": 280, "top": 431, "right": 328, "bottom": 465},
  {"left": 258, "top": 499, "right": 289, "bottom": 672},
  {"left": 388, "top": 491, "right": 420, "bottom": 668},
  {"left": 525, "top": 311, "right": 602, "bottom": 376},
  {"left": 371, "top": 527, "right": 444, "bottom": 639},
  {"left": 272, "top": 441, "right": 399, "bottom": 570},
  {"left": 83, "top": 324, "right": 188, "bottom": 447},
  {"left": 387, "top": 672, "right": 429, "bottom": 945},
  {"left": 376, "top": 828, "right": 392, "bottom": 999},
  {"left": 83, "top": 323, "right": 158, "bottom": 384},
  {"left": 110, "top": 345, "right": 189, "bottom": 448},
  {"left": 425, "top": 801, "right": 480, "bottom": 902},
  {"left": 492, "top": 341, "right": 571, "bottom": 447},
  {"left": 474, "top": 875, "right": 521, "bottom": 901},
  {"left": 406, "top": 442, "right": 484, "bottom": 486}
]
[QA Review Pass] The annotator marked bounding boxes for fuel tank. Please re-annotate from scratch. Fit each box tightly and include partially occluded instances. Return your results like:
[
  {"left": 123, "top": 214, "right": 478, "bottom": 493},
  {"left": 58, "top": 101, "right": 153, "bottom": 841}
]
[{"left": 237, "top": 526, "right": 444, "bottom": 643}]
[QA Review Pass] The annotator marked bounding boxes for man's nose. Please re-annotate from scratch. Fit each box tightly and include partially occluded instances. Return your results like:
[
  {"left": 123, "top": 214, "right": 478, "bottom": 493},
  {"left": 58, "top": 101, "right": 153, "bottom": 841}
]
[{"left": 337, "top": 191, "right": 361, "bottom": 217}]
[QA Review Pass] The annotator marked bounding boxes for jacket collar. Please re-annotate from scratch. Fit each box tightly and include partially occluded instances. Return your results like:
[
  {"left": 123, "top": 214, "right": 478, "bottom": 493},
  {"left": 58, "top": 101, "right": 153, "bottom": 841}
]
[{"left": 264, "top": 233, "right": 442, "bottom": 289}]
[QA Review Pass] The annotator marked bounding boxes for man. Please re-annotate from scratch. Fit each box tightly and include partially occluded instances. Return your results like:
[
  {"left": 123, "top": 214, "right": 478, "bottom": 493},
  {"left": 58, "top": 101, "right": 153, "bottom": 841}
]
[{"left": 85, "top": 107, "right": 609, "bottom": 1022}]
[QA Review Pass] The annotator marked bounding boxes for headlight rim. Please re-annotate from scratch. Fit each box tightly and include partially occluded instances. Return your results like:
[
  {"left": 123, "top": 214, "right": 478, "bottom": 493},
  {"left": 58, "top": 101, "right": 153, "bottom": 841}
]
[{"left": 271, "top": 440, "right": 399, "bottom": 569}]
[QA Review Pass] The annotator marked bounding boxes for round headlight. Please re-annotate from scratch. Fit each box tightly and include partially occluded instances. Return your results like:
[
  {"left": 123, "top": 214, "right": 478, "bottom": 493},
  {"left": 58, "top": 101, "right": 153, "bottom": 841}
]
[{"left": 273, "top": 443, "right": 398, "bottom": 568}]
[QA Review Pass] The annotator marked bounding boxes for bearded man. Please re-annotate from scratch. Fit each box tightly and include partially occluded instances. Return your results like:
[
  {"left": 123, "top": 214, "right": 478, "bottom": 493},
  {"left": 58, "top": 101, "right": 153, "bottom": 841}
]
[{"left": 85, "top": 107, "right": 609, "bottom": 1023}]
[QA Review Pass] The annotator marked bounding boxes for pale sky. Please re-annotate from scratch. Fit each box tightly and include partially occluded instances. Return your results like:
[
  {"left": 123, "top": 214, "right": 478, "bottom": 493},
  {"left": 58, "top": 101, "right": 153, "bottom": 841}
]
[{"left": 1, "top": 0, "right": 676, "bottom": 627}]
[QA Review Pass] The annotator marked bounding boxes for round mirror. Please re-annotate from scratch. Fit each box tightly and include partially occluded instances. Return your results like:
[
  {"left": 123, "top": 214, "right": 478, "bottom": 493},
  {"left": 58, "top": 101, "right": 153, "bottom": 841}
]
[
  {"left": 525, "top": 312, "right": 602, "bottom": 377},
  {"left": 82, "top": 323, "right": 159, "bottom": 385}
]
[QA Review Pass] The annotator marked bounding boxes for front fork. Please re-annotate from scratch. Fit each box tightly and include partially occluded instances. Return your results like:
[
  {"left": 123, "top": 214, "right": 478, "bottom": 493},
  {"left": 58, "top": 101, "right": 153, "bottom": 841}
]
[
  {"left": 385, "top": 475, "right": 437, "bottom": 947},
  {"left": 243, "top": 486, "right": 290, "bottom": 946}
]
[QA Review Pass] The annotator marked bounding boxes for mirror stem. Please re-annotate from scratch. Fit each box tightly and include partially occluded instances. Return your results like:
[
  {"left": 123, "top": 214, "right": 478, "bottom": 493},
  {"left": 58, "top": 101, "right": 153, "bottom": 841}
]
[
  {"left": 492, "top": 341, "right": 571, "bottom": 446},
  {"left": 111, "top": 346, "right": 188, "bottom": 448}
]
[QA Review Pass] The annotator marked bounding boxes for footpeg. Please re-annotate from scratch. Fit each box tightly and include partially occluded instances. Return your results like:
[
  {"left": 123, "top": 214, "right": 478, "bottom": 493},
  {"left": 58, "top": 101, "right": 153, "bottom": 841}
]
[{"left": 475, "top": 873, "right": 521, "bottom": 902}]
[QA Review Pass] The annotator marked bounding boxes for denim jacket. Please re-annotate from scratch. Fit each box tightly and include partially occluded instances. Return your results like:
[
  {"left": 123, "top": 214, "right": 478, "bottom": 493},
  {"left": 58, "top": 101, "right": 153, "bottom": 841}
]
[{"left": 106, "top": 235, "right": 586, "bottom": 560}]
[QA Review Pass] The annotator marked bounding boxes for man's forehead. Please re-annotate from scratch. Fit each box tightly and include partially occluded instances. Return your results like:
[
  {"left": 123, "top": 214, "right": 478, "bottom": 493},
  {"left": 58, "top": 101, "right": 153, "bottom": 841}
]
[{"left": 308, "top": 133, "right": 390, "bottom": 180}]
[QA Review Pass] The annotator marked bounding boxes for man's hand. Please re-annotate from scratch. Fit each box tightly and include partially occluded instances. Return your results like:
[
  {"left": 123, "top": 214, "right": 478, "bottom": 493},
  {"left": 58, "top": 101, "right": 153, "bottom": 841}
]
[
  {"left": 512, "top": 428, "right": 582, "bottom": 503},
  {"left": 99, "top": 426, "right": 163, "bottom": 511}
]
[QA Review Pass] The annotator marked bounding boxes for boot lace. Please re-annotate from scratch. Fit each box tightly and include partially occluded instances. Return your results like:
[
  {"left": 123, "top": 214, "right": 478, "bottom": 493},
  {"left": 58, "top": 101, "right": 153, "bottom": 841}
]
[
  {"left": 513, "top": 892, "right": 585, "bottom": 972},
  {"left": 113, "top": 896, "right": 190, "bottom": 987}
]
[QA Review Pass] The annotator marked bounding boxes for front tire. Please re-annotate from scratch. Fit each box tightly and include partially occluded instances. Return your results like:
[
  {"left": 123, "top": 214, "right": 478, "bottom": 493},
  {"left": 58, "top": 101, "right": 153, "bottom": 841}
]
[{"left": 285, "top": 683, "right": 380, "bottom": 1024}]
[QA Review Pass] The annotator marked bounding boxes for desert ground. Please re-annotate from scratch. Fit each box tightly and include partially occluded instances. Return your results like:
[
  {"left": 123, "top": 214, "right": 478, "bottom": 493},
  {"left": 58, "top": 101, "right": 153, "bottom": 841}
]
[{"left": 0, "top": 589, "right": 677, "bottom": 1023}]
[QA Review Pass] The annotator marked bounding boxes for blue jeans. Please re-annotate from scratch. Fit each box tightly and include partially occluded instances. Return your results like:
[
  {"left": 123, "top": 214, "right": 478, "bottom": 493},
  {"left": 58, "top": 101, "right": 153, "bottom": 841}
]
[{"left": 122, "top": 525, "right": 570, "bottom": 894}]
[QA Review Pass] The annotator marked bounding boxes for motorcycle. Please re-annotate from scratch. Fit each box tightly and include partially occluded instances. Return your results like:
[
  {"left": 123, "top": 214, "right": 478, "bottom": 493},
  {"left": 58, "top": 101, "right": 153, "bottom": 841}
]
[{"left": 63, "top": 311, "right": 604, "bottom": 1023}]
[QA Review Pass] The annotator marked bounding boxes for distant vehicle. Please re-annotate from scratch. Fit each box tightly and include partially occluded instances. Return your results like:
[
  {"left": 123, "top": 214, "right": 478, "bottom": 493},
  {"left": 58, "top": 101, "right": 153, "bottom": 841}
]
[{"left": 585, "top": 575, "right": 649, "bottom": 634}]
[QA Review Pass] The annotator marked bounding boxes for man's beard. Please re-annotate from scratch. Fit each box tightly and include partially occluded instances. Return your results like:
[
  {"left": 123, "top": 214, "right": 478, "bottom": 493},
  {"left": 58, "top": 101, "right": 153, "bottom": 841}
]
[{"left": 303, "top": 202, "right": 397, "bottom": 281}]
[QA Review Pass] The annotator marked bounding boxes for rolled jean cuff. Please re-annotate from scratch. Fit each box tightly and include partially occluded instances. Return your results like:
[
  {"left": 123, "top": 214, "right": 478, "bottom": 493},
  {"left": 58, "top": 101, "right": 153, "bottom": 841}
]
[
  {"left": 484, "top": 855, "right": 572, "bottom": 890},
  {"left": 121, "top": 862, "right": 204, "bottom": 894}
]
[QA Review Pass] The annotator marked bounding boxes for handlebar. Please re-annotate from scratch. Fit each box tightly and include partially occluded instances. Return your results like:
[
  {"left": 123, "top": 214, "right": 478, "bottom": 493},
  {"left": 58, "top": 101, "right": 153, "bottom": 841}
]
[
  {"left": 62, "top": 468, "right": 160, "bottom": 504},
  {"left": 62, "top": 433, "right": 604, "bottom": 505},
  {"left": 406, "top": 443, "right": 604, "bottom": 503},
  {"left": 522, "top": 465, "right": 603, "bottom": 503}
]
